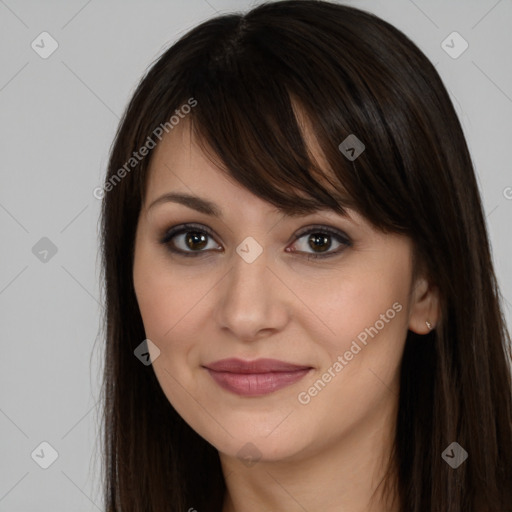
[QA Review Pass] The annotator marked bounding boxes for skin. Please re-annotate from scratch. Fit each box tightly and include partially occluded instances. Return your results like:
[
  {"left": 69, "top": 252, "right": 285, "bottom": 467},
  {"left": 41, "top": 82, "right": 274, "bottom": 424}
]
[{"left": 132, "top": 119, "right": 440, "bottom": 512}]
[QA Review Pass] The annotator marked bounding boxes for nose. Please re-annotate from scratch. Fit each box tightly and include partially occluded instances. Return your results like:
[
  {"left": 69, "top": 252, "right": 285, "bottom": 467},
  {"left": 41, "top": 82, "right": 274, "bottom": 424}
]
[{"left": 214, "top": 247, "right": 290, "bottom": 342}]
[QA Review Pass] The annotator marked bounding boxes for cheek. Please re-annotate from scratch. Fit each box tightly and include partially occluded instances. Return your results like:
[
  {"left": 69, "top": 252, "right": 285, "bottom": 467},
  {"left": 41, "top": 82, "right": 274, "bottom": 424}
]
[
  {"left": 293, "top": 267, "right": 409, "bottom": 444},
  {"left": 133, "top": 262, "right": 172, "bottom": 340},
  {"left": 133, "top": 248, "right": 222, "bottom": 361},
  {"left": 134, "top": 271, "right": 202, "bottom": 345},
  {"left": 134, "top": 243, "right": 411, "bottom": 362},
  {"left": 133, "top": 234, "right": 188, "bottom": 334},
  {"left": 302, "top": 262, "right": 410, "bottom": 364}
]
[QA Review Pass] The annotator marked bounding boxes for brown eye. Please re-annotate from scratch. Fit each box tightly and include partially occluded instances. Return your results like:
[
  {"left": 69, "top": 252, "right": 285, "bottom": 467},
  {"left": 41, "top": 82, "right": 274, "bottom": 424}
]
[
  {"left": 288, "top": 226, "right": 352, "bottom": 259},
  {"left": 307, "top": 233, "right": 332, "bottom": 253},
  {"left": 160, "top": 223, "right": 351, "bottom": 260},
  {"left": 160, "top": 224, "right": 221, "bottom": 257},
  {"left": 184, "top": 232, "right": 208, "bottom": 251}
]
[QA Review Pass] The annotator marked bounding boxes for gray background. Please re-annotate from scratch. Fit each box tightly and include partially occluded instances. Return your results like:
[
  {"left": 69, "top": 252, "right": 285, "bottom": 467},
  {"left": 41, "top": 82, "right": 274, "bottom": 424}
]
[{"left": 1, "top": 0, "right": 511, "bottom": 510}]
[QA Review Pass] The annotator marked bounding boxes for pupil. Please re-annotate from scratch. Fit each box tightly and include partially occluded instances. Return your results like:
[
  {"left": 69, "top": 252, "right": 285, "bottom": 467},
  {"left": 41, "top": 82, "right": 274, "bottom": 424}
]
[
  {"left": 309, "top": 233, "right": 330, "bottom": 252},
  {"left": 184, "top": 232, "right": 332, "bottom": 252},
  {"left": 186, "top": 232, "right": 208, "bottom": 250}
]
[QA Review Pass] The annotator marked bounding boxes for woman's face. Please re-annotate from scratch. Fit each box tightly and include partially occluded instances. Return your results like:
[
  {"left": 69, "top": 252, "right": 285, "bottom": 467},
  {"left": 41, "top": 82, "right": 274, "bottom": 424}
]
[{"left": 132, "top": 121, "right": 436, "bottom": 465}]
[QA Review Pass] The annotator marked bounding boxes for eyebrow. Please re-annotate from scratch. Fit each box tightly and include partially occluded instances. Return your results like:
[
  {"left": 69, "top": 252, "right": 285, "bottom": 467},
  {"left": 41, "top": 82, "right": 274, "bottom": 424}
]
[
  {"left": 147, "top": 192, "right": 222, "bottom": 217},
  {"left": 146, "top": 191, "right": 354, "bottom": 220}
]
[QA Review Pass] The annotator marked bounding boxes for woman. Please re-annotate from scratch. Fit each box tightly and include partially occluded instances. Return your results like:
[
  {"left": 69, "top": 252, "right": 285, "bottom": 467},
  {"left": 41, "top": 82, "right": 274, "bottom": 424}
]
[{"left": 99, "top": 1, "right": 512, "bottom": 510}]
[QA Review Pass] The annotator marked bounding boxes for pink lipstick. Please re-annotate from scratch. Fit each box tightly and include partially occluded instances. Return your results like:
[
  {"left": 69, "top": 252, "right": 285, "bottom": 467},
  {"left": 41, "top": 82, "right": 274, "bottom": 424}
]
[{"left": 203, "top": 358, "right": 312, "bottom": 396}]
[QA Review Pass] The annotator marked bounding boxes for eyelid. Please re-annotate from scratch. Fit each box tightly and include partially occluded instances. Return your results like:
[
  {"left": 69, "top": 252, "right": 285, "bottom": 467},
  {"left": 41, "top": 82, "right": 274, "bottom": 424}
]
[
  {"left": 160, "top": 222, "right": 217, "bottom": 243},
  {"left": 160, "top": 222, "right": 352, "bottom": 258},
  {"left": 287, "top": 224, "right": 352, "bottom": 260},
  {"left": 291, "top": 224, "right": 351, "bottom": 244}
]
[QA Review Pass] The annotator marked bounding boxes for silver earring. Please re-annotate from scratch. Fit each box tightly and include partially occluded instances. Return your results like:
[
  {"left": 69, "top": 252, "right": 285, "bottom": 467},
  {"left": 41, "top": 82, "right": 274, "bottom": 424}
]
[{"left": 425, "top": 320, "right": 433, "bottom": 330}]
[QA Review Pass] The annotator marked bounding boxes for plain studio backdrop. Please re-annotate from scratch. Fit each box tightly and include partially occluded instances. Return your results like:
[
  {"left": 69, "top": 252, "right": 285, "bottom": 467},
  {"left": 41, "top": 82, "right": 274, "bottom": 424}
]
[{"left": 0, "top": 0, "right": 511, "bottom": 510}]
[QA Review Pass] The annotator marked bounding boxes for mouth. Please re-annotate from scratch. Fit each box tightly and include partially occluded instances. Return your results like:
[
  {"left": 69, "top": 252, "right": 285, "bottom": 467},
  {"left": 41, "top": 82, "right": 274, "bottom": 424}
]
[{"left": 203, "top": 358, "right": 313, "bottom": 396}]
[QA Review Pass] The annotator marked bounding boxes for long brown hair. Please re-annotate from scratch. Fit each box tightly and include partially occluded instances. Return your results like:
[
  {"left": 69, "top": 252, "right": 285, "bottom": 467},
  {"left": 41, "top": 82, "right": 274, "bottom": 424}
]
[{"left": 99, "top": 1, "right": 512, "bottom": 510}]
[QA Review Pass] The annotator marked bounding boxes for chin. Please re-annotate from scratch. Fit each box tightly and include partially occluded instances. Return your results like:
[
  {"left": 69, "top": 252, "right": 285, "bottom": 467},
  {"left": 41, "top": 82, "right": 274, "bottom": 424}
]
[
  {"left": 215, "top": 435, "right": 307, "bottom": 465},
  {"left": 197, "top": 413, "right": 318, "bottom": 465}
]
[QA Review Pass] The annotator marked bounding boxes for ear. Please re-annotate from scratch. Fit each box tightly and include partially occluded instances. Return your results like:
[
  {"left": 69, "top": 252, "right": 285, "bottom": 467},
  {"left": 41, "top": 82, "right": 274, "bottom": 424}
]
[{"left": 408, "top": 274, "right": 440, "bottom": 334}]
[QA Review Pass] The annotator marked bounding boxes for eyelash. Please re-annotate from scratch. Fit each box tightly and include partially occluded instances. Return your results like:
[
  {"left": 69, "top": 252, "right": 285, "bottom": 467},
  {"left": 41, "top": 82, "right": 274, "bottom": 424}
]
[{"left": 159, "top": 223, "right": 352, "bottom": 260}]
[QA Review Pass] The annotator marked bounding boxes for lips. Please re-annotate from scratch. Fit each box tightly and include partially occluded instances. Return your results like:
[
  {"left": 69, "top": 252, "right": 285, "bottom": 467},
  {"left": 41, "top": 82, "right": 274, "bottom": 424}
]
[{"left": 203, "top": 358, "right": 312, "bottom": 396}]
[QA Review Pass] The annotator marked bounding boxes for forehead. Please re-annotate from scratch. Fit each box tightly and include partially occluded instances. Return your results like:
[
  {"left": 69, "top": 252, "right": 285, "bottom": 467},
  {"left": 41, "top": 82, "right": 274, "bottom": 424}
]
[
  {"left": 145, "top": 104, "right": 350, "bottom": 212},
  {"left": 145, "top": 119, "right": 246, "bottom": 205}
]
